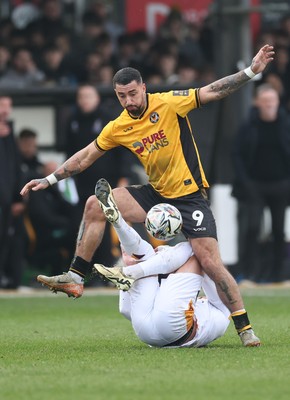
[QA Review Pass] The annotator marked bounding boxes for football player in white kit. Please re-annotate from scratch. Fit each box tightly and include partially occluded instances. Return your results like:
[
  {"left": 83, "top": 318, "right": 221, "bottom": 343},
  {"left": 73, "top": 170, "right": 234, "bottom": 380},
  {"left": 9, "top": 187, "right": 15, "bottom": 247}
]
[{"left": 93, "top": 180, "right": 230, "bottom": 348}]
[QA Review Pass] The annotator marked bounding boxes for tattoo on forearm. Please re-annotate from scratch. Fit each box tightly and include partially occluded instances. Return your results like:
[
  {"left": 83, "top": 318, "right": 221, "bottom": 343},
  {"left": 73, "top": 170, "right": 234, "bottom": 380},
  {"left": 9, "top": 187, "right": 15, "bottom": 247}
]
[
  {"left": 218, "top": 280, "right": 237, "bottom": 304},
  {"left": 54, "top": 157, "right": 82, "bottom": 180},
  {"left": 209, "top": 70, "right": 250, "bottom": 99},
  {"left": 77, "top": 220, "right": 85, "bottom": 246}
]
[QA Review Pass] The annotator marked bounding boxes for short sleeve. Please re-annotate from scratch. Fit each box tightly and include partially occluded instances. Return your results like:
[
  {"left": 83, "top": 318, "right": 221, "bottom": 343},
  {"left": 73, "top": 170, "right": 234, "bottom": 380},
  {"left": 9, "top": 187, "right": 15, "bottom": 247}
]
[
  {"left": 158, "top": 88, "right": 200, "bottom": 118},
  {"left": 95, "top": 121, "right": 118, "bottom": 151}
]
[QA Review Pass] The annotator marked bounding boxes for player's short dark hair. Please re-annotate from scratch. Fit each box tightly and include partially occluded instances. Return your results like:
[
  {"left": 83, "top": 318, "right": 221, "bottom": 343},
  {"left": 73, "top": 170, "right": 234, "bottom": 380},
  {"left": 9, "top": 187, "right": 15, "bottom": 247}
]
[{"left": 113, "top": 67, "right": 142, "bottom": 88}]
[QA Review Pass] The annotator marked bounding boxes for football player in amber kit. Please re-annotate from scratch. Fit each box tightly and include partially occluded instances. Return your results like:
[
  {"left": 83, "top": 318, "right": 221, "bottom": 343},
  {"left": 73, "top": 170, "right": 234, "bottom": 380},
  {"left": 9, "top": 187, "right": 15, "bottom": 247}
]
[{"left": 21, "top": 44, "right": 275, "bottom": 346}]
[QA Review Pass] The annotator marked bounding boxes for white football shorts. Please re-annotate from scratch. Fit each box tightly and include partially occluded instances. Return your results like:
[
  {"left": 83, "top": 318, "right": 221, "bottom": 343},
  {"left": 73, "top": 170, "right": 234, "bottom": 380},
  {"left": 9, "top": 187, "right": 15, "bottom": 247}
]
[{"left": 119, "top": 272, "right": 230, "bottom": 348}]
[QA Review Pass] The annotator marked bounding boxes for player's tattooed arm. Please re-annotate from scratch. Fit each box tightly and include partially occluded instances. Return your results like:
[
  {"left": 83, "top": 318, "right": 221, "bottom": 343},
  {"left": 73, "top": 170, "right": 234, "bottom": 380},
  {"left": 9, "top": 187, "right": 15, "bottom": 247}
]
[
  {"left": 54, "top": 156, "right": 82, "bottom": 180},
  {"left": 55, "top": 142, "right": 102, "bottom": 179},
  {"left": 20, "top": 141, "right": 103, "bottom": 195},
  {"left": 199, "top": 70, "right": 251, "bottom": 104},
  {"left": 208, "top": 70, "right": 249, "bottom": 100},
  {"left": 199, "top": 44, "right": 274, "bottom": 105}
]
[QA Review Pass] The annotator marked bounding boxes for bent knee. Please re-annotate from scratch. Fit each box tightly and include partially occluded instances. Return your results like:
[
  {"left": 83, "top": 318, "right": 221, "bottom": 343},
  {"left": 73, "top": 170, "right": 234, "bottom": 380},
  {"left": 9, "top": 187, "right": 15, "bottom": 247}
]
[{"left": 84, "top": 195, "right": 105, "bottom": 220}]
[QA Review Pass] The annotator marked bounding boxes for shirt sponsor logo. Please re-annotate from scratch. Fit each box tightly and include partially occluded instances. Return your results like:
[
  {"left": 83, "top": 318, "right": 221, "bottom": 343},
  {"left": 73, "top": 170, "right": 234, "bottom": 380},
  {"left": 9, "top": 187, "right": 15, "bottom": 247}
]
[
  {"left": 132, "top": 129, "right": 169, "bottom": 155},
  {"left": 193, "top": 227, "right": 206, "bottom": 231}
]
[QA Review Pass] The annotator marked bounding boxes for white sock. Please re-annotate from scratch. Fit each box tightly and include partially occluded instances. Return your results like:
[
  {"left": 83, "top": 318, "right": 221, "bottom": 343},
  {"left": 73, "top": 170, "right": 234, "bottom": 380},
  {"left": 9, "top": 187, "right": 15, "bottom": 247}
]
[
  {"left": 68, "top": 270, "right": 84, "bottom": 284},
  {"left": 114, "top": 214, "right": 155, "bottom": 259},
  {"left": 124, "top": 241, "right": 193, "bottom": 279},
  {"left": 123, "top": 264, "right": 144, "bottom": 280}
]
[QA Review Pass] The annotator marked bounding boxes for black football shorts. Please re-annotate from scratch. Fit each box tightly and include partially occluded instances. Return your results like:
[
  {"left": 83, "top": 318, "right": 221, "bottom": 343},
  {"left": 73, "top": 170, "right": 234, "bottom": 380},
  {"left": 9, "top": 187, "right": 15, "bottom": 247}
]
[{"left": 126, "top": 184, "right": 217, "bottom": 240}]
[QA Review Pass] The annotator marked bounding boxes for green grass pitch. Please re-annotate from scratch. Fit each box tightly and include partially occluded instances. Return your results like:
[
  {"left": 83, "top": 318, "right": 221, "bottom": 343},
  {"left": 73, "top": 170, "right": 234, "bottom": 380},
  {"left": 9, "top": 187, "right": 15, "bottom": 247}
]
[{"left": 0, "top": 287, "right": 289, "bottom": 400}]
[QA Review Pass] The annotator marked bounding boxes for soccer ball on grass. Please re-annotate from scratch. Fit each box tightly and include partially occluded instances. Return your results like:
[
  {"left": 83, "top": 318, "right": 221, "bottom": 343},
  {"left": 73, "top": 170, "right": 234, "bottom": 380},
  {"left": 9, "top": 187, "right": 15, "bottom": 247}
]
[{"left": 145, "top": 203, "right": 183, "bottom": 241}]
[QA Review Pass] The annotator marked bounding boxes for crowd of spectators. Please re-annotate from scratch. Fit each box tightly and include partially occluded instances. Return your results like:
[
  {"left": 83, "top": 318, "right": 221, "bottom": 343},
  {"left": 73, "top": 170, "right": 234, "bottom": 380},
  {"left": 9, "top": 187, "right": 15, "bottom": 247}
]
[
  {"left": 0, "top": 0, "right": 216, "bottom": 89},
  {"left": 1, "top": 1, "right": 290, "bottom": 103},
  {"left": 0, "top": 86, "right": 145, "bottom": 289},
  {"left": 1, "top": 2, "right": 290, "bottom": 105},
  {"left": 2, "top": 1, "right": 290, "bottom": 288},
  {"left": 0, "top": 1, "right": 290, "bottom": 93}
]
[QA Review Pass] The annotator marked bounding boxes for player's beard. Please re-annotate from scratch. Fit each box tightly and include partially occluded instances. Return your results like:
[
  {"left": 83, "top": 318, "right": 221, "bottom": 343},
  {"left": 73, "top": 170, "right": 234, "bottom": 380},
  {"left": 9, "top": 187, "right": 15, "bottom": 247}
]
[{"left": 127, "top": 105, "right": 145, "bottom": 118}]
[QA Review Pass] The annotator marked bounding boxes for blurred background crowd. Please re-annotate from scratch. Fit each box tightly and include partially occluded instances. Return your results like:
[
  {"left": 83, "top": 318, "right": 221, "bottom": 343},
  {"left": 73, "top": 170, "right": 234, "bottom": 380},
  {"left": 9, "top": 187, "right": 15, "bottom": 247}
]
[
  {"left": 0, "top": 0, "right": 216, "bottom": 88},
  {"left": 1, "top": 0, "right": 290, "bottom": 290}
]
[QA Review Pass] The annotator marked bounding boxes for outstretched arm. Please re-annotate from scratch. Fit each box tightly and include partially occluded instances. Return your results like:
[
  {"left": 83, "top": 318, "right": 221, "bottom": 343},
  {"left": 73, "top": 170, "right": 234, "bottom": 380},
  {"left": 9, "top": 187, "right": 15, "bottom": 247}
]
[
  {"left": 20, "top": 141, "right": 104, "bottom": 195},
  {"left": 199, "top": 44, "right": 275, "bottom": 105}
]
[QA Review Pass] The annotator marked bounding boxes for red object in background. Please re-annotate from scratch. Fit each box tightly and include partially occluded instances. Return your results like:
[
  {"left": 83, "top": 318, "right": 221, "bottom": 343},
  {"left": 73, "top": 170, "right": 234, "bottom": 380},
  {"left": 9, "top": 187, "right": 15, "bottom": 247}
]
[
  {"left": 251, "top": 0, "right": 261, "bottom": 43},
  {"left": 125, "top": 0, "right": 213, "bottom": 34},
  {"left": 10, "top": 0, "right": 41, "bottom": 7},
  {"left": 126, "top": 0, "right": 261, "bottom": 43}
]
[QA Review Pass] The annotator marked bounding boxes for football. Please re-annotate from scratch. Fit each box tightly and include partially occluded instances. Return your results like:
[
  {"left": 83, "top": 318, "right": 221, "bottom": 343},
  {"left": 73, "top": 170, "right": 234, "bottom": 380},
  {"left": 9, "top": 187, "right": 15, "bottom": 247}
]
[{"left": 145, "top": 203, "right": 183, "bottom": 241}]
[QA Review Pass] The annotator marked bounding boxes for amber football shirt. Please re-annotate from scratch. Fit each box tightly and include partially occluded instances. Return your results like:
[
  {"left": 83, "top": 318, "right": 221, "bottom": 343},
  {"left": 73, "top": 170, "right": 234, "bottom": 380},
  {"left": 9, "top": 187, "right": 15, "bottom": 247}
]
[{"left": 95, "top": 89, "right": 209, "bottom": 198}]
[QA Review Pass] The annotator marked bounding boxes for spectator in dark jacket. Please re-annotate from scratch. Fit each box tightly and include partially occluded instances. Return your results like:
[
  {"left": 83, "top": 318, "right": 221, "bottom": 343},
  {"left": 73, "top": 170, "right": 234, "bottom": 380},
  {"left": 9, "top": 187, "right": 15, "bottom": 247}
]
[
  {"left": 26, "top": 161, "right": 80, "bottom": 276},
  {"left": 232, "top": 84, "right": 290, "bottom": 283},
  {"left": 65, "top": 84, "right": 141, "bottom": 268},
  {"left": 0, "top": 95, "right": 26, "bottom": 288},
  {"left": 17, "top": 128, "right": 44, "bottom": 181}
]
